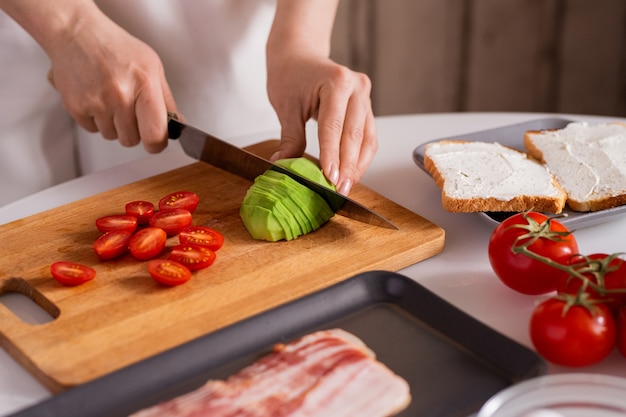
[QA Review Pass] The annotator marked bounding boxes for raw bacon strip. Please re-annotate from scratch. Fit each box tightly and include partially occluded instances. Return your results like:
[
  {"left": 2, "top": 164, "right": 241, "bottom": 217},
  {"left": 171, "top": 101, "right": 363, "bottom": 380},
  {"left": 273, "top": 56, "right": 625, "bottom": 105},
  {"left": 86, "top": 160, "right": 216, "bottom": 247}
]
[{"left": 130, "top": 329, "right": 411, "bottom": 417}]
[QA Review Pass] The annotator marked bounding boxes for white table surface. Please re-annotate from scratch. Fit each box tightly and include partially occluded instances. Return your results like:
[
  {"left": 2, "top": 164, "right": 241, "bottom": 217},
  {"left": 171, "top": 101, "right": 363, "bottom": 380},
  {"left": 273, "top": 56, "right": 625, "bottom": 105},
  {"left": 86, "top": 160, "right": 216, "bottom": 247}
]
[{"left": 2, "top": 112, "right": 626, "bottom": 415}]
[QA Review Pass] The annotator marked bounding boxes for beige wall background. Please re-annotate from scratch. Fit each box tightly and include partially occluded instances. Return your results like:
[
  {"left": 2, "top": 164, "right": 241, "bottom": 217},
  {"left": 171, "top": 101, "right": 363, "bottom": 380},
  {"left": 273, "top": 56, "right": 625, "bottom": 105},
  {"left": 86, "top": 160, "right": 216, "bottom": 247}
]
[{"left": 331, "top": 0, "right": 626, "bottom": 117}]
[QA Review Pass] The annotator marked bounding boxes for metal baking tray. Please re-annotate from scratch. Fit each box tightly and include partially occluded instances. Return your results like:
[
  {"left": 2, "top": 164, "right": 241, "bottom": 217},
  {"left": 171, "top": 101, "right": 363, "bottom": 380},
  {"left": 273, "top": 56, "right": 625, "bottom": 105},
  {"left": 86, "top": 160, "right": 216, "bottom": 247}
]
[
  {"left": 9, "top": 271, "right": 545, "bottom": 417},
  {"left": 413, "top": 118, "right": 626, "bottom": 229}
]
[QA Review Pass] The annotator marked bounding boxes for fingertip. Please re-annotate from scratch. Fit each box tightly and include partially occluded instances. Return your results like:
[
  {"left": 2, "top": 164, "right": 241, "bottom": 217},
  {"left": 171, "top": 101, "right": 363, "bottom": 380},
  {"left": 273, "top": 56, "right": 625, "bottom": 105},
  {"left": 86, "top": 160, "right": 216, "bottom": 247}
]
[
  {"left": 337, "top": 177, "right": 353, "bottom": 196},
  {"left": 274, "top": 133, "right": 307, "bottom": 161},
  {"left": 143, "top": 138, "right": 168, "bottom": 154},
  {"left": 269, "top": 151, "right": 283, "bottom": 162},
  {"left": 136, "top": 73, "right": 174, "bottom": 153},
  {"left": 73, "top": 113, "right": 98, "bottom": 133},
  {"left": 324, "top": 161, "right": 339, "bottom": 186},
  {"left": 136, "top": 109, "right": 168, "bottom": 153}
]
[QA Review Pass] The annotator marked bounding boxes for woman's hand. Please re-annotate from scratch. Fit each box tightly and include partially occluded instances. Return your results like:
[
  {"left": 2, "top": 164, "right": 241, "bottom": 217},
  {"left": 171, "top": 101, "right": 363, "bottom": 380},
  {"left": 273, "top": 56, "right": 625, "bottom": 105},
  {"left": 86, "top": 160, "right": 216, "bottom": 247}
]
[
  {"left": 267, "top": 0, "right": 378, "bottom": 195},
  {"left": 1, "top": 0, "right": 179, "bottom": 153}
]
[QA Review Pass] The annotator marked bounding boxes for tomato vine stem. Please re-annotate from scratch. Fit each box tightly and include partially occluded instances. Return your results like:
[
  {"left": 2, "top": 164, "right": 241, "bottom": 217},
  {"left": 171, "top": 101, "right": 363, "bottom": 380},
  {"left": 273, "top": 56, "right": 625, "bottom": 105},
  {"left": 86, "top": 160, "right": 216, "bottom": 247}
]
[{"left": 508, "top": 212, "right": 626, "bottom": 309}]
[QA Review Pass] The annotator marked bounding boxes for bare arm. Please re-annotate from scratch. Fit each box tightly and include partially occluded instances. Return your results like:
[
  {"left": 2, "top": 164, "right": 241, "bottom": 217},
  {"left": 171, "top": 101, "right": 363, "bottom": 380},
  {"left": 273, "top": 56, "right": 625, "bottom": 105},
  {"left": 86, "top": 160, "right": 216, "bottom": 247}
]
[
  {"left": 267, "top": 0, "right": 378, "bottom": 195},
  {"left": 0, "top": 0, "right": 178, "bottom": 152}
]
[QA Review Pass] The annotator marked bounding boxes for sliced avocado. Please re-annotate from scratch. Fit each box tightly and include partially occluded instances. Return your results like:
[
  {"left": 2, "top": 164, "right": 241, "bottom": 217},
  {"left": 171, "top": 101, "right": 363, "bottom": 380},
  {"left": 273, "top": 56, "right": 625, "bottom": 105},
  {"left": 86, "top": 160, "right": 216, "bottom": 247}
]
[
  {"left": 251, "top": 175, "right": 305, "bottom": 236},
  {"left": 291, "top": 190, "right": 334, "bottom": 229},
  {"left": 240, "top": 157, "right": 335, "bottom": 242},
  {"left": 242, "top": 189, "right": 296, "bottom": 241},
  {"left": 239, "top": 205, "right": 285, "bottom": 241},
  {"left": 257, "top": 172, "right": 314, "bottom": 234},
  {"left": 261, "top": 169, "right": 332, "bottom": 233},
  {"left": 274, "top": 158, "right": 336, "bottom": 190}
]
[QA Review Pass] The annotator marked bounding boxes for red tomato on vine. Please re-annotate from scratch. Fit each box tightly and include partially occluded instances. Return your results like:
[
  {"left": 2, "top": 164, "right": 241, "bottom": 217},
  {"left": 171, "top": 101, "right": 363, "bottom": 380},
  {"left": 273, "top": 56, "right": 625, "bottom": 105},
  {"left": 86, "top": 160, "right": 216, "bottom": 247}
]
[
  {"left": 617, "top": 307, "right": 626, "bottom": 358},
  {"left": 530, "top": 295, "right": 616, "bottom": 367},
  {"left": 488, "top": 212, "right": 578, "bottom": 295},
  {"left": 557, "top": 253, "right": 626, "bottom": 312}
]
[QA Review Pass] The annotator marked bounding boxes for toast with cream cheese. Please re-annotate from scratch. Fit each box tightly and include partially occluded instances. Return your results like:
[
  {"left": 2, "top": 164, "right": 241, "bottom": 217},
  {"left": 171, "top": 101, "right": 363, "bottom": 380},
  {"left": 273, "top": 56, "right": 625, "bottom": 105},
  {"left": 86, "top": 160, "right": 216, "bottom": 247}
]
[
  {"left": 424, "top": 140, "right": 566, "bottom": 213},
  {"left": 524, "top": 122, "right": 626, "bottom": 212}
]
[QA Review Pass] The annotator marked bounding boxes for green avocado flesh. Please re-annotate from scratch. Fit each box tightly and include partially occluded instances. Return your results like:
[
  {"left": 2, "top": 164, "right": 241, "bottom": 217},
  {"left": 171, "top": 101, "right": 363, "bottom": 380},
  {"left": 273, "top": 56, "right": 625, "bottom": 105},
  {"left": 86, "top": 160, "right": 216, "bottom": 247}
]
[{"left": 240, "top": 158, "right": 336, "bottom": 241}]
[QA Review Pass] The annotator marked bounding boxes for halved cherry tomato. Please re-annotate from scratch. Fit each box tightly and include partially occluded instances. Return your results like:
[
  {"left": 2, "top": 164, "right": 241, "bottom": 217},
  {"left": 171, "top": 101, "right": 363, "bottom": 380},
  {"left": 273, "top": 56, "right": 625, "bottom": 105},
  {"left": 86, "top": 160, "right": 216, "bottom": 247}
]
[
  {"left": 94, "top": 230, "right": 132, "bottom": 260},
  {"left": 125, "top": 200, "right": 155, "bottom": 224},
  {"left": 529, "top": 296, "right": 616, "bottom": 367},
  {"left": 95, "top": 214, "right": 138, "bottom": 233},
  {"left": 149, "top": 208, "right": 192, "bottom": 236},
  {"left": 148, "top": 259, "right": 192, "bottom": 286},
  {"left": 179, "top": 226, "right": 224, "bottom": 251},
  {"left": 158, "top": 191, "right": 200, "bottom": 213},
  {"left": 168, "top": 243, "right": 216, "bottom": 271},
  {"left": 129, "top": 227, "right": 167, "bottom": 260},
  {"left": 50, "top": 261, "right": 96, "bottom": 286}
]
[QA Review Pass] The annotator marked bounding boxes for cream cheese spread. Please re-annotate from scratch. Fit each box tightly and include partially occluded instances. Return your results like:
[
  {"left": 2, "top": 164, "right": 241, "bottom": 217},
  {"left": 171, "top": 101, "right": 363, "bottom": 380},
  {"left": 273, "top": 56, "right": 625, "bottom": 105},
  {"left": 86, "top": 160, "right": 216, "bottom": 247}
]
[
  {"left": 528, "top": 122, "right": 626, "bottom": 202},
  {"left": 425, "top": 141, "right": 562, "bottom": 201}
]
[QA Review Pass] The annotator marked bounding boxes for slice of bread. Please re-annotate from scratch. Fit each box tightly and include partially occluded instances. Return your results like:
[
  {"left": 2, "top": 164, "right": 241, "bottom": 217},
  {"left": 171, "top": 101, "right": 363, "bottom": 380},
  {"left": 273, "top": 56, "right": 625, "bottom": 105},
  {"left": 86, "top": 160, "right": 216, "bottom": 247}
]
[
  {"left": 525, "top": 122, "right": 626, "bottom": 212},
  {"left": 424, "top": 140, "right": 567, "bottom": 213}
]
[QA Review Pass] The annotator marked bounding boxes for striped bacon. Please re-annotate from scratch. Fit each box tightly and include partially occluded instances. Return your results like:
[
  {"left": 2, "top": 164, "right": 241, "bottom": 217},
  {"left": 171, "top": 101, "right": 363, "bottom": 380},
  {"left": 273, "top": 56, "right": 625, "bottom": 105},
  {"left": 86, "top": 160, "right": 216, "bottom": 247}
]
[{"left": 130, "top": 329, "right": 411, "bottom": 417}]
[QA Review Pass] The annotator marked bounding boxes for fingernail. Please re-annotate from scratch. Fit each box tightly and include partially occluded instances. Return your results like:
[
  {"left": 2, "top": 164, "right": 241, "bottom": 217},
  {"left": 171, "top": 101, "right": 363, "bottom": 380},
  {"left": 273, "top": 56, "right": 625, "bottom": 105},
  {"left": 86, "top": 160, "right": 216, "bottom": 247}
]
[
  {"left": 328, "top": 163, "right": 339, "bottom": 185},
  {"left": 338, "top": 178, "right": 353, "bottom": 195},
  {"left": 270, "top": 151, "right": 281, "bottom": 162}
]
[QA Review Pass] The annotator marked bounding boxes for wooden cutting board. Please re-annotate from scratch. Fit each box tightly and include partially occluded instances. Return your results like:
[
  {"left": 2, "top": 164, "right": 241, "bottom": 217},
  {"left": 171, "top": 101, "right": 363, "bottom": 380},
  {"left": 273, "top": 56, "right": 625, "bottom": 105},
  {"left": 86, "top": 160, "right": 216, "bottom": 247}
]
[{"left": 0, "top": 140, "right": 444, "bottom": 393}]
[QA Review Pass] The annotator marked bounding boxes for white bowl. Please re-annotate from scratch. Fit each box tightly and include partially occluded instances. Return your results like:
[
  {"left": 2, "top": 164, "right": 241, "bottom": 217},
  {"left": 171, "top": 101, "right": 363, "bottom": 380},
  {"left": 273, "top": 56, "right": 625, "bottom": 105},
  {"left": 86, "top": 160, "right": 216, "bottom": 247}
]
[{"left": 477, "top": 373, "right": 626, "bottom": 417}]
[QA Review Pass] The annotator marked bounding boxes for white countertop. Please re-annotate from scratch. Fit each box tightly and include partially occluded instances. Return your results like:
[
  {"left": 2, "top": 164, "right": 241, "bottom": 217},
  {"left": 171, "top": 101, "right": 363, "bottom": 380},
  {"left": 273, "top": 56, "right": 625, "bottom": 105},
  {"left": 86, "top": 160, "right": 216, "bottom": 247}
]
[{"left": 2, "top": 112, "right": 626, "bottom": 415}]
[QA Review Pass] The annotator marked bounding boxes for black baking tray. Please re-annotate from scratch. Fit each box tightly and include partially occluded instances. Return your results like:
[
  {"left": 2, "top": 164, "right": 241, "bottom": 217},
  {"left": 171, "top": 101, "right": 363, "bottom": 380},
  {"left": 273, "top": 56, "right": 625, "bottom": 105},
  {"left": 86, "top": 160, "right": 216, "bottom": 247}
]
[
  {"left": 413, "top": 117, "right": 626, "bottom": 229},
  {"left": 9, "top": 271, "right": 545, "bottom": 417}
]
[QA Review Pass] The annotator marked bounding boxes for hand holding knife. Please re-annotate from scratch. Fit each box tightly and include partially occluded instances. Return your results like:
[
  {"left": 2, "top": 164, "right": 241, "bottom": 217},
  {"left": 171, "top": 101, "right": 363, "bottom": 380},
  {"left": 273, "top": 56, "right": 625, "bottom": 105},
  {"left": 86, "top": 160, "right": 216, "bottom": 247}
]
[
  {"left": 48, "top": 70, "right": 397, "bottom": 229},
  {"left": 168, "top": 115, "right": 397, "bottom": 230}
]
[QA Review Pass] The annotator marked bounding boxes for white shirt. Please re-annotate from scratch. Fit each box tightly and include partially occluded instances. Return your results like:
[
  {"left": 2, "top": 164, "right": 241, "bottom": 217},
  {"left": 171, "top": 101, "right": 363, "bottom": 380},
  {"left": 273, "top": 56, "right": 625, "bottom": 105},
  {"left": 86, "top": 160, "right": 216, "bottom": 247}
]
[{"left": 0, "top": 0, "right": 279, "bottom": 208}]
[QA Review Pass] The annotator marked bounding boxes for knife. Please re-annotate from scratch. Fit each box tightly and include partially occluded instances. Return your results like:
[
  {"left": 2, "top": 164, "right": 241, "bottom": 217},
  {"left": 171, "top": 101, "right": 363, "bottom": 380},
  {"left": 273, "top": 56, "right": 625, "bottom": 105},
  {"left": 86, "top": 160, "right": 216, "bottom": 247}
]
[
  {"left": 168, "top": 116, "right": 398, "bottom": 229},
  {"left": 45, "top": 70, "right": 396, "bottom": 229}
]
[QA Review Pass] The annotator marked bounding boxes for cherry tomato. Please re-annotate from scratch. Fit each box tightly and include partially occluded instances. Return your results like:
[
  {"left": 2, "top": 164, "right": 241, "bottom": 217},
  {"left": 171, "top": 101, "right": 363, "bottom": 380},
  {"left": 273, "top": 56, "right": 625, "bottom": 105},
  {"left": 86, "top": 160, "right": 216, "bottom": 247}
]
[
  {"left": 129, "top": 227, "right": 167, "bottom": 261},
  {"left": 168, "top": 243, "right": 216, "bottom": 271},
  {"left": 488, "top": 212, "right": 578, "bottom": 295},
  {"left": 179, "top": 226, "right": 224, "bottom": 251},
  {"left": 557, "top": 253, "right": 626, "bottom": 311},
  {"left": 529, "top": 296, "right": 616, "bottom": 367},
  {"left": 125, "top": 200, "right": 155, "bottom": 224},
  {"left": 617, "top": 306, "right": 626, "bottom": 358},
  {"left": 93, "top": 230, "right": 132, "bottom": 260},
  {"left": 149, "top": 208, "right": 192, "bottom": 236},
  {"left": 158, "top": 191, "right": 200, "bottom": 213},
  {"left": 95, "top": 214, "right": 138, "bottom": 233},
  {"left": 148, "top": 259, "right": 192, "bottom": 286},
  {"left": 50, "top": 261, "right": 96, "bottom": 286}
]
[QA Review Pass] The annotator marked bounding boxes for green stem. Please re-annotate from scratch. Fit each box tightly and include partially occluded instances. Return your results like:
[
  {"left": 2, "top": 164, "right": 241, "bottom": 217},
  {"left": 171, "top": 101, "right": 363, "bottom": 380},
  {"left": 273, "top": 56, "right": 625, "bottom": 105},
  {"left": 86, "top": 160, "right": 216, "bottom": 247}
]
[{"left": 510, "top": 214, "right": 626, "bottom": 297}]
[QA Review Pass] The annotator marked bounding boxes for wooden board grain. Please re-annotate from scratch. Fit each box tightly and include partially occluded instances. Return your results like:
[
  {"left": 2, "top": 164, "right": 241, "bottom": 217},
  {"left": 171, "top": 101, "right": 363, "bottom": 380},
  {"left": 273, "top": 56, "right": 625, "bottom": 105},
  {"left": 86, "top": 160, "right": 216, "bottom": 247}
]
[{"left": 0, "top": 141, "right": 444, "bottom": 392}]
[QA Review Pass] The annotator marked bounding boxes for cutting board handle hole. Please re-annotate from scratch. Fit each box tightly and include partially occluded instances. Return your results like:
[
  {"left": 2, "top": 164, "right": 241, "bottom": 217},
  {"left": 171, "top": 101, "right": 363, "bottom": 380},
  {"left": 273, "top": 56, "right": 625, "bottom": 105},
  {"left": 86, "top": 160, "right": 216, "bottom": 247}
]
[{"left": 0, "top": 278, "right": 58, "bottom": 324}]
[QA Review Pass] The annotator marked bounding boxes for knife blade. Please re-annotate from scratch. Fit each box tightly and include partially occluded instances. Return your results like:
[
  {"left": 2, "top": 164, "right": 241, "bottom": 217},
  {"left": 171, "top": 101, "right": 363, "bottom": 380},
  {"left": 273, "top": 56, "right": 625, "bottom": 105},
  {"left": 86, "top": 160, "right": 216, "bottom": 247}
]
[{"left": 168, "top": 117, "right": 397, "bottom": 229}]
